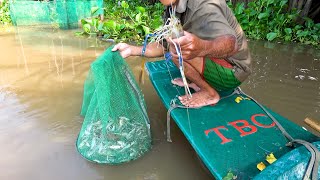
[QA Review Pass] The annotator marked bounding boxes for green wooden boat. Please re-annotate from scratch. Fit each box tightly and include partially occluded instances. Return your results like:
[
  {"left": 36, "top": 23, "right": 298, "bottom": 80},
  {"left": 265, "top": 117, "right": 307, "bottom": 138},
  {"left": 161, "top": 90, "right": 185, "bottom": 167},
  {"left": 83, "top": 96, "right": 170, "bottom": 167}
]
[{"left": 145, "top": 60, "right": 319, "bottom": 179}]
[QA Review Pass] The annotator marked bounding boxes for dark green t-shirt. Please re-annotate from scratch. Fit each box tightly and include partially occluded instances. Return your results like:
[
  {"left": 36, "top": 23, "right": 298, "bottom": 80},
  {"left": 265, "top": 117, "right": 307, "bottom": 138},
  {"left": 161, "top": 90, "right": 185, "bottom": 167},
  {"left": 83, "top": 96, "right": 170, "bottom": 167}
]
[{"left": 165, "top": 0, "right": 251, "bottom": 82}]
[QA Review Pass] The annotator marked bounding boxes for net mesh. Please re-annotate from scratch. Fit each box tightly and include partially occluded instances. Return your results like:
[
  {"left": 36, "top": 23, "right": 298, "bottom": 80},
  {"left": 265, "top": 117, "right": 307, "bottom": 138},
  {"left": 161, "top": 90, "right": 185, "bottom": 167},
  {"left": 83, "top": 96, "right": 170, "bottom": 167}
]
[
  {"left": 76, "top": 46, "right": 151, "bottom": 164},
  {"left": 9, "top": 0, "right": 103, "bottom": 29}
]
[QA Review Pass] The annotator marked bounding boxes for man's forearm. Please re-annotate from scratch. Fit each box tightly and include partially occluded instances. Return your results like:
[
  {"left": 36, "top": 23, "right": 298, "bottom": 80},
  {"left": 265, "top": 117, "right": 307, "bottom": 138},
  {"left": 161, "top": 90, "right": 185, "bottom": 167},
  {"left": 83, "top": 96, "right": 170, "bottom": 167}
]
[
  {"left": 199, "top": 35, "right": 238, "bottom": 59},
  {"left": 131, "top": 42, "right": 165, "bottom": 58}
]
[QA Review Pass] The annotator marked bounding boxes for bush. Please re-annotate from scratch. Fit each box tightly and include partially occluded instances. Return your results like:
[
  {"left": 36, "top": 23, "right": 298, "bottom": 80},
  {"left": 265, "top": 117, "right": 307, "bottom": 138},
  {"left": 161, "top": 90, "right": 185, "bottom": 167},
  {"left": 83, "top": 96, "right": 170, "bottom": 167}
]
[
  {"left": 0, "top": 0, "right": 12, "bottom": 26},
  {"left": 77, "top": 1, "right": 164, "bottom": 44},
  {"left": 228, "top": 0, "right": 319, "bottom": 48}
]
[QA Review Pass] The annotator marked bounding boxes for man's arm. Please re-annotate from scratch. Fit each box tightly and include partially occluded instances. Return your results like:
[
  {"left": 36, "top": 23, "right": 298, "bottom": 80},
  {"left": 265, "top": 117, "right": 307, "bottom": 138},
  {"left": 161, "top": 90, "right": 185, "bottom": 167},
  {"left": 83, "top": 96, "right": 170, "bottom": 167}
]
[
  {"left": 198, "top": 34, "right": 238, "bottom": 59},
  {"left": 168, "top": 31, "right": 238, "bottom": 61},
  {"left": 112, "top": 42, "right": 165, "bottom": 58},
  {"left": 142, "top": 42, "right": 166, "bottom": 57}
]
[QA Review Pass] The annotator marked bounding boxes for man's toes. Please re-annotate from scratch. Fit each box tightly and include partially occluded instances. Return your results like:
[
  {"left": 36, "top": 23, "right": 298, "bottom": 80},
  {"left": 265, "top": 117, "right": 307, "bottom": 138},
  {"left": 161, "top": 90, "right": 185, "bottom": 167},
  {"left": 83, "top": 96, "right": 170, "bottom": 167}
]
[
  {"left": 180, "top": 98, "right": 188, "bottom": 105},
  {"left": 180, "top": 101, "right": 190, "bottom": 107},
  {"left": 171, "top": 79, "right": 178, "bottom": 85},
  {"left": 179, "top": 97, "right": 191, "bottom": 106},
  {"left": 171, "top": 78, "right": 183, "bottom": 86},
  {"left": 178, "top": 95, "right": 188, "bottom": 101},
  {"left": 187, "top": 99, "right": 203, "bottom": 108},
  {"left": 173, "top": 78, "right": 182, "bottom": 82},
  {"left": 182, "top": 96, "right": 197, "bottom": 105}
]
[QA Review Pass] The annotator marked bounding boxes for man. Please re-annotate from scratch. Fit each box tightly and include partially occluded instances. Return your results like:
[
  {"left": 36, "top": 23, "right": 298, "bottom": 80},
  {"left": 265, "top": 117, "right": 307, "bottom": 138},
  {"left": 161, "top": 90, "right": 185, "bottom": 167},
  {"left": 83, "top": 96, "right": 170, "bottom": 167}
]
[{"left": 112, "top": 0, "right": 251, "bottom": 108}]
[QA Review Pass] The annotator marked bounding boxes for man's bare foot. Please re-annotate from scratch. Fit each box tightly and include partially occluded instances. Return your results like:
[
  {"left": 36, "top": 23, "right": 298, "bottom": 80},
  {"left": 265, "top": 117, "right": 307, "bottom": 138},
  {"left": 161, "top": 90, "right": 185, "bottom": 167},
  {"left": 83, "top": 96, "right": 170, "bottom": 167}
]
[
  {"left": 171, "top": 78, "right": 201, "bottom": 92},
  {"left": 178, "top": 90, "right": 220, "bottom": 108}
]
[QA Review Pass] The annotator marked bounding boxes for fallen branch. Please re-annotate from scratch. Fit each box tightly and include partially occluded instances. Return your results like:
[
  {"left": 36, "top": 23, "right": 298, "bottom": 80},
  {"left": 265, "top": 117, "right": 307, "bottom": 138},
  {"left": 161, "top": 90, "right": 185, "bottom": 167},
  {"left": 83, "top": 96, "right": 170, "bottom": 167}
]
[{"left": 304, "top": 117, "right": 320, "bottom": 133}]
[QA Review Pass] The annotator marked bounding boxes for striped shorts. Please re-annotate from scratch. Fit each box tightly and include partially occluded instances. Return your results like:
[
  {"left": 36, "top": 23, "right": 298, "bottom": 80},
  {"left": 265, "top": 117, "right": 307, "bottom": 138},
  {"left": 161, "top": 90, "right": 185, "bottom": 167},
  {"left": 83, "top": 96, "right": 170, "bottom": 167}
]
[{"left": 201, "top": 57, "right": 241, "bottom": 92}]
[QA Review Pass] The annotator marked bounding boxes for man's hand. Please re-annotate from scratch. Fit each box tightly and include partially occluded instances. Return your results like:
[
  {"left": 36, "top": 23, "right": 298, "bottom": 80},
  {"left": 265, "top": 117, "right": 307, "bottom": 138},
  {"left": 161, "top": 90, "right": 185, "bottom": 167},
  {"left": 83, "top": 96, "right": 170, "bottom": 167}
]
[
  {"left": 167, "top": 31, "right": 203, "bottom": 61},
  {"left": 112, "top": 43, "right": 135, "bottom": 58}
]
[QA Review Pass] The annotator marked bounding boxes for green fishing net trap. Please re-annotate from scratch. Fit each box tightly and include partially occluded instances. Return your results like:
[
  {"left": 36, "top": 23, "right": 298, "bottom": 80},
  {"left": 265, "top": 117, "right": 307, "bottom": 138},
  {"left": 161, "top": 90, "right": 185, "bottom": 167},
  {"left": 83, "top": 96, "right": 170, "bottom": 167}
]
[
  {"left": 76, "top": 46, "right": 152, "bottom": 164},
  {"left": 9, "top": 0, "right": 103, "bottom": 29}
]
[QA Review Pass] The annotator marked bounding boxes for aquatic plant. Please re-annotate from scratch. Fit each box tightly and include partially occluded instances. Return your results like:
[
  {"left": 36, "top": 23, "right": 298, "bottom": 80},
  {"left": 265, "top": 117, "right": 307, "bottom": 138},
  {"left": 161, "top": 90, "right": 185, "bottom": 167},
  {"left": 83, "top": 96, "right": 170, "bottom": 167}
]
[
  {"left": 0, "top": 0, "right": 12, "bottom": 26},
  {"left": 228, "top": 0, "right": 319, "bottom": 48},
  {"left": 77, "top": 1, "right": 163, "bottom": 44}
]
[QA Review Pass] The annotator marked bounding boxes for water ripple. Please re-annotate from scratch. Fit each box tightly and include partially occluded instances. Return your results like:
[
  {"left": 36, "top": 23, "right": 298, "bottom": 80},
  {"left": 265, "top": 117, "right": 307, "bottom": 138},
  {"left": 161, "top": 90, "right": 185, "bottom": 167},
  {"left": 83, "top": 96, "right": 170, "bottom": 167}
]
[{"left": 0, "top": 87, "right": 29, "bottom": 134}]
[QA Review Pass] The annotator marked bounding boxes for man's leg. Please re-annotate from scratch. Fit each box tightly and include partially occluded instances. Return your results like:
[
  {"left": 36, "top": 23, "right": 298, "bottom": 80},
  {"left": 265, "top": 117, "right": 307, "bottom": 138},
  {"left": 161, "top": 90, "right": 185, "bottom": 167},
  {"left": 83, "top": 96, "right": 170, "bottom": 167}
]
[
  {"left": 171, "top": 78, "right": 201, "bottom": 91},
  {"left": 171, "top": 57, "right": 220, "bottom": 107}
]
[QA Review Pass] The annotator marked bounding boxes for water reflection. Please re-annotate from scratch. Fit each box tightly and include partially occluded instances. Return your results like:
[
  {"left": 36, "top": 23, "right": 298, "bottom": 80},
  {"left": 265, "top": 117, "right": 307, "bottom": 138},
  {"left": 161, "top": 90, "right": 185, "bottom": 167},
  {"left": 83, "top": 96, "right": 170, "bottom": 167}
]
[{"left": 244, "top": 40, "right": 320, "bottom": 133}]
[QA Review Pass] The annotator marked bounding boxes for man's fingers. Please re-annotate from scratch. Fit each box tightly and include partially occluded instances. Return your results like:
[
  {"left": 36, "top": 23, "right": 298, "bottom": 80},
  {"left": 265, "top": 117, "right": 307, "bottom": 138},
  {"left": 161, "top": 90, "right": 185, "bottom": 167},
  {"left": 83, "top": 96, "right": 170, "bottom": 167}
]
[
  {"left": 173, "top": 36, "right": 191, "bottom": 46},
  {"left": 171, "top": 53, "right": 179, "bottom": 60},
  {"left": 169, "top": 45, "right": 176, "bottom": 52},
  {"left": 120, "top": 51, "right": 126, "bottom": 58},
  {"left": 112, "top": 44, "right": 119, "bottom": 51},
  {"left": 167, "top": 37, "right": 182, "bottom": 48},
  {"left": 112, "top": 43, "right": 128, "bottom": 51},
  {"left": 183, "top": 30, "right": 191, "bottom": 36}
]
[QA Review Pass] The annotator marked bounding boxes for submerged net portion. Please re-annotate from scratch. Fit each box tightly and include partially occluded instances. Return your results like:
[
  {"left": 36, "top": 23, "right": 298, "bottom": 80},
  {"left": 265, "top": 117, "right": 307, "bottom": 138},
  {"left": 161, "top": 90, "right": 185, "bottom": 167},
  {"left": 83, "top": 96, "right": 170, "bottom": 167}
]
[
  {"left": 9, "top": 0, "right": 103, "bottom": 29},
  {"left": 76, "top": 47, "right": 151, "bottom": 164}
]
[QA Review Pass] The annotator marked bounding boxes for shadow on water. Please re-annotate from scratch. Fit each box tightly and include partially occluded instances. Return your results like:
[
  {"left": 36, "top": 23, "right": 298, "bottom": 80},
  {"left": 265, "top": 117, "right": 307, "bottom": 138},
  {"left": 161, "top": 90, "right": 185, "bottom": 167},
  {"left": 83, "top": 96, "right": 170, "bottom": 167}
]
[{"left": 0, "top": 27, "right": 319, "bottom": 180}]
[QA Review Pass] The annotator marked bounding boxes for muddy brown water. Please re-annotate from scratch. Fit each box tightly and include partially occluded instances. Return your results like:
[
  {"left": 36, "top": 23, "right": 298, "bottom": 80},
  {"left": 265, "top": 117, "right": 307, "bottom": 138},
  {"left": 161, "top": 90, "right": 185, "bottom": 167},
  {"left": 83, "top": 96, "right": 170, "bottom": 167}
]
[{"left": 0, "top": 27, "right": 319, "bottom": 180}]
